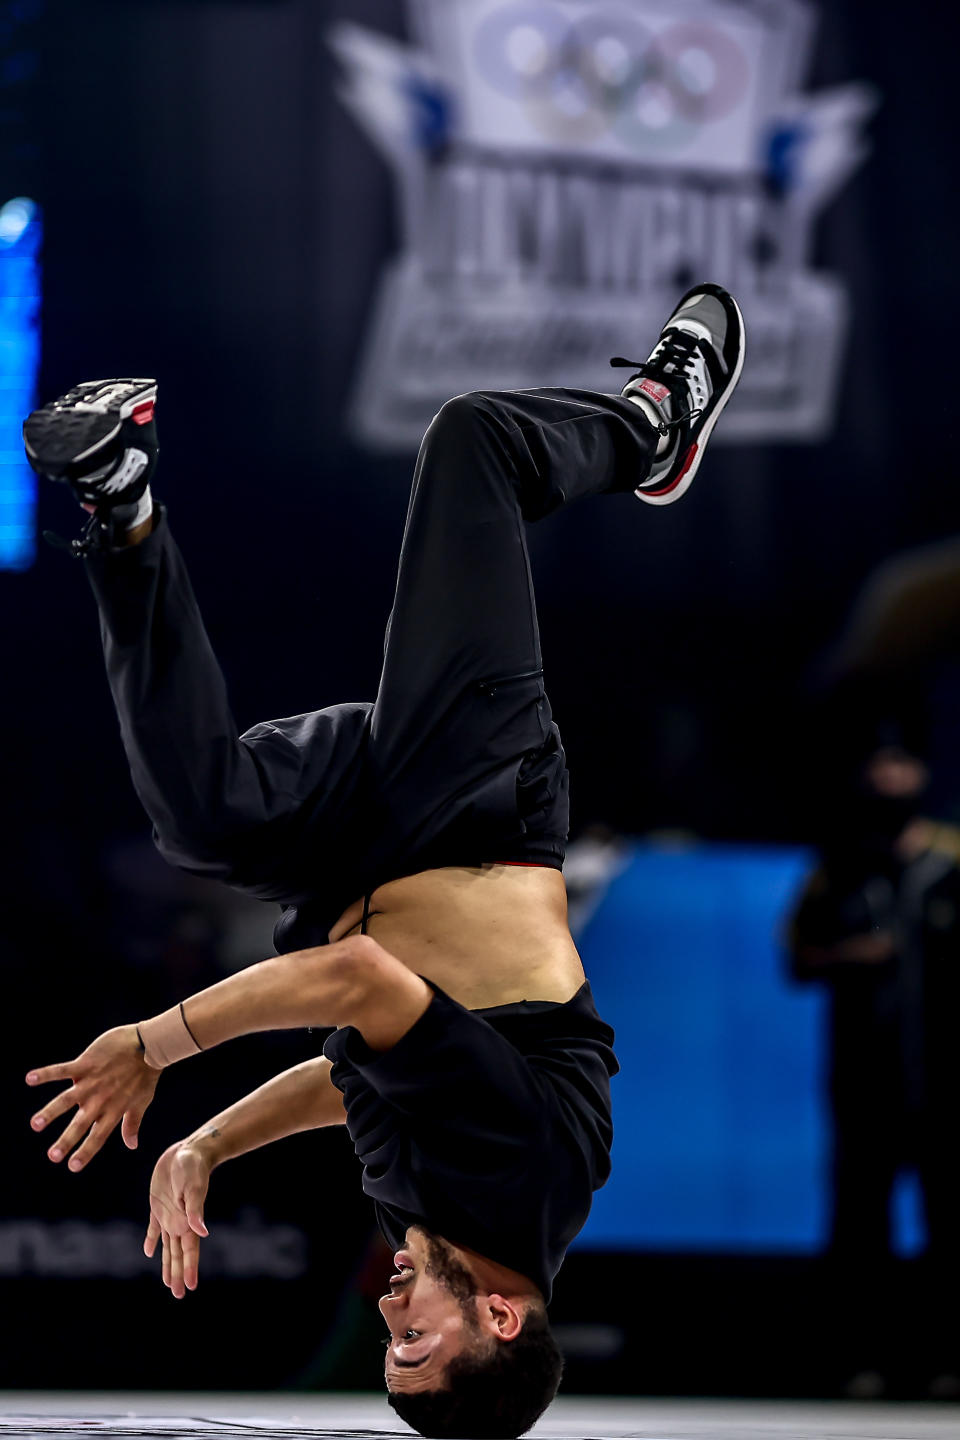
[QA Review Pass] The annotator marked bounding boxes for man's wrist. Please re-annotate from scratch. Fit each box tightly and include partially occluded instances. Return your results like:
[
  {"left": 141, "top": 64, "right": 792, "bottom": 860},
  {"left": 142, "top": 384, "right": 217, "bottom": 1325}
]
[
  {"left": 183, "top": 1125, "right": 224, "bottom": 1169},
  {"left": 139, "top": 1002, "right": 203, "bottom": 1069}
]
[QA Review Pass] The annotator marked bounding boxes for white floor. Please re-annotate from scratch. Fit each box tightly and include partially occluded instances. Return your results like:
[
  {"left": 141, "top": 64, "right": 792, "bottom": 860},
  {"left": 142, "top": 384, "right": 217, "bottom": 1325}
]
[{"left": 1, "top": 1394, "right": 959, "bottom": 1439}]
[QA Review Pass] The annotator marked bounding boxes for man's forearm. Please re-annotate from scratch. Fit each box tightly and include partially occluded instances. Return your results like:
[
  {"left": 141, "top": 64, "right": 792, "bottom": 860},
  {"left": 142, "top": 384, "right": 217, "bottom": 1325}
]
[
  {"left": 178, "top": 941, "right": 363, "bottom": 1051},
  {"left": 139, "top": 933, "right": 431, "bottom": 1069},
  {"left": 139, "top": 936, "right": 379, "bottom": 1068},
  {"left": 187, "top": 1057, "right": 346, "bottom": 1169},
  {"left": 792, "top": 931, "right": 896, "bottom": 977}
]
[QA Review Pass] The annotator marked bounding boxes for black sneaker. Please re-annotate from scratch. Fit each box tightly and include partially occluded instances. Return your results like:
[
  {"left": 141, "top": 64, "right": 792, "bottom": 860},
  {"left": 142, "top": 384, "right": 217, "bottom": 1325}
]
[
  {"left": 612, "top": 284, "right": 745, "bottom": 506},
  {"left": 24, "top": 378, "right": 158, "bottom": 506}
]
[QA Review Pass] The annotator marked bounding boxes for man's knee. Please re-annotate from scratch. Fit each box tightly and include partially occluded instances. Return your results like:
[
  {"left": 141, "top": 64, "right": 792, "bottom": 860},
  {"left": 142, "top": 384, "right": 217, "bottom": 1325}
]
[
  {"left": 430, "top": 391, "right": 507, "bottom": 443},
  {"left": 421, "top": 393, "right": 519, "bottom": 493},
  {"left": 431, "top": 391, "right": 477, "bottom": 436}
]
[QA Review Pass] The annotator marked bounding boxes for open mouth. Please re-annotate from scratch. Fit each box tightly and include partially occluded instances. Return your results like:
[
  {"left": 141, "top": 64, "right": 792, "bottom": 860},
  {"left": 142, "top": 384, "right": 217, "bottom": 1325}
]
[{"left": 390, "top": 1250, "right": 415, "bottom": 1286}]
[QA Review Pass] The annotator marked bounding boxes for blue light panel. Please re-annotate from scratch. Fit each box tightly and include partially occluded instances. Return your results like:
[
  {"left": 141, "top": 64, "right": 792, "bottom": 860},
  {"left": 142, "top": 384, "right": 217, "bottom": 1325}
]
[
  {"left": 573, "top": 842, "right": 927, "bottom": 1254},
  {"left": 0, "top": 197, "right": 41, "bottom": 571},
  {"left": 574, "top": 843, "right": 826, "bottom": 1252}
]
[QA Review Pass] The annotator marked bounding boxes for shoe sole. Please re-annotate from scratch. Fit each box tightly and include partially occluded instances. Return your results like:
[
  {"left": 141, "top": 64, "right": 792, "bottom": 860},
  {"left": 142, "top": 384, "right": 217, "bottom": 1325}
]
[
  {"left": 635, "top": 287, "right": 746, "bottom": 507},
  {"left": 24, "top": 380, "right": 156, "bottom": 477}
]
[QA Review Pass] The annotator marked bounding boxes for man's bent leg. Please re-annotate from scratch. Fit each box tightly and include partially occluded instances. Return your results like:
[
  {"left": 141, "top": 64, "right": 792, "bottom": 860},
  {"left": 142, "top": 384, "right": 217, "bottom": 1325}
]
[
  {"left": 366, "top": 388, "right": 657, "bottom": 851},
  {"left": 378, "top": 388, "right": 656, "bottom": 714},
  {"left": 26, "top": 380, "right": 375, "bottom": 906},
  {"left": 86, "top": 510, "right": 369, "bottom": 902}
]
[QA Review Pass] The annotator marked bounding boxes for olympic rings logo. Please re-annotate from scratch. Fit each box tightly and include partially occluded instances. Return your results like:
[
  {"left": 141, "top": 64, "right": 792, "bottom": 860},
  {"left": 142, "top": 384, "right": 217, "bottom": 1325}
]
[{"left": 472, "top": 2, "right": 751, "bottom": 148}]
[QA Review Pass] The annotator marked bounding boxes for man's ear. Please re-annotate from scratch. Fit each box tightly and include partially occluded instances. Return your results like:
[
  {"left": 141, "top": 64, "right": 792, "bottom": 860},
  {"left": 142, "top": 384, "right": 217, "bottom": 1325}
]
[{"left": 483, "top": 1294, "right": 523, "bottom": 1341}]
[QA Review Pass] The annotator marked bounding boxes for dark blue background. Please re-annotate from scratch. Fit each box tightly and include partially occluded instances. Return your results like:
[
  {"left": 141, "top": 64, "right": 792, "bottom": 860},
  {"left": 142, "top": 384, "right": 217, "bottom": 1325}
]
[{"left": 1, "top": 0, "right": 957, "bottom": 1398}]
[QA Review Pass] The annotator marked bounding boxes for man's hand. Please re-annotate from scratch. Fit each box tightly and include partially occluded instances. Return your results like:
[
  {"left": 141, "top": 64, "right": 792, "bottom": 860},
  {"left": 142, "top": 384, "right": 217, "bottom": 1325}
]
[
  {"left": 833, "top": 932, "right": 897, "bottom": 963},
  {"left": 26, "top": 1025, "right": 160, "bottom": 1171},
  {"left": 144, "top": 1139, "right": 214, "bottom": 1298}
]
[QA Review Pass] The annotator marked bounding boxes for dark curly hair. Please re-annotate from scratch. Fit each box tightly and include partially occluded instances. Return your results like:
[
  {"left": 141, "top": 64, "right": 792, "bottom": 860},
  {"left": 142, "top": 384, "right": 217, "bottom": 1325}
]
[{"left": 386, "top": 1303, "right": 563, "bottom": 1439}]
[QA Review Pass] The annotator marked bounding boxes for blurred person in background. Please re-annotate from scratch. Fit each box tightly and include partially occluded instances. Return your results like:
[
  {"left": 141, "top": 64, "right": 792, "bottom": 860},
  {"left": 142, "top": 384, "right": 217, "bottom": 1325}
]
[
  {"left": 23, "top": 286, "right": 745, "bottom": 1436},
  {"left": 788, "top": 727, "right": 960, "bottom": 1397},
  {"left": 822, "top": 534, "right": 960, "bottom": 826}
]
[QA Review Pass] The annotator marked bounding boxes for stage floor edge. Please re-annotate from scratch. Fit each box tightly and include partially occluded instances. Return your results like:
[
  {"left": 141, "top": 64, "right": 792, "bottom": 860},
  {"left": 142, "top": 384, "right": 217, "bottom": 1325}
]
[{"left": 1, "top": 1393, "right": 959, "bottom": 1439}]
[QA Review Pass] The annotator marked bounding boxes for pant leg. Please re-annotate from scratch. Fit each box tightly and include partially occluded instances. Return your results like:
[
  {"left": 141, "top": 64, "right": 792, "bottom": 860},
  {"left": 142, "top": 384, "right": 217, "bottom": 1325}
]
[
  {"left": 917, "top": 1111, "right": 960, "bottom": 1373},
  {"left": 828, "top": 1095, "right": 900, "bottom": 1375},
  {"left": 366, "top": 388, "right": 656, "bottom": 853},
  {"left": 86, "top": 509, "right": 370, "bottom": 903}
]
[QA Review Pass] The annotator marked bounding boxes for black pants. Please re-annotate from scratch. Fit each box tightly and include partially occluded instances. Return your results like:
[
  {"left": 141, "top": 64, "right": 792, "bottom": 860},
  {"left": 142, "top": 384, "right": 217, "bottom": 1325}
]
[
  {"left": 87, "top": 388, "right": 656, "bottom": 949},
  {"left": 830, "top": 1084, "right": 960, "bottom": 1374}
]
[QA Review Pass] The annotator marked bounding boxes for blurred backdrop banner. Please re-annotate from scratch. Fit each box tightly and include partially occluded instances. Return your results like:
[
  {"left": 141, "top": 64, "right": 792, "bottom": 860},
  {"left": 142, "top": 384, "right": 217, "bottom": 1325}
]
[
  {"left": 4, "top": 0, "right": 960, "bottom": 1402},
  {"left": 332, "top": 0, "right": 876, "bottom": 449}
]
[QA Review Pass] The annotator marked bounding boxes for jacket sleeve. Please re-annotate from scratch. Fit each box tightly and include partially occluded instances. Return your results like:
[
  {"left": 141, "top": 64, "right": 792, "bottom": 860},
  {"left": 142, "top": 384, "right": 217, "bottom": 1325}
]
[
  {"left": 786, "top": 868, "right": 837, "bottom": 982},
  {"left": 84, "top": 509, "right": 369, "bottom": 902}
]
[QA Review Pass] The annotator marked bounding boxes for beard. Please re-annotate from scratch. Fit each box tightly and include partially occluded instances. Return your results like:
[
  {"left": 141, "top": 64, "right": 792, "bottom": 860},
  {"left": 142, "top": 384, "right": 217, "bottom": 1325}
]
[{"left": 420, "top": 1231, "right": 480, "bottom": 1313}]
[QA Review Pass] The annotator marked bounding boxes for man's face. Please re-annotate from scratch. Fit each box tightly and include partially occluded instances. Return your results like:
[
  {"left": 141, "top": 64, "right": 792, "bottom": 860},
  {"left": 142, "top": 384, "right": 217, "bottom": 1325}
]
[{"left": 379, "top": 1227, "right": 488, "bottom": 1394}]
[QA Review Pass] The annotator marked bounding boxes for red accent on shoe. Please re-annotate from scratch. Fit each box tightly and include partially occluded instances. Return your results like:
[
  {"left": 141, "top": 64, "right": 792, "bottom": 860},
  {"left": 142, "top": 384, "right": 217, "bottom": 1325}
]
[
  {"left": 643, "top": 443, "right": 699, "bottom": 497},
  {"left": 637, "top": 378, "right": 670, "bottom": 405},
  {"left": 132, "top": 401, "right": 155, "bottom": 426}
]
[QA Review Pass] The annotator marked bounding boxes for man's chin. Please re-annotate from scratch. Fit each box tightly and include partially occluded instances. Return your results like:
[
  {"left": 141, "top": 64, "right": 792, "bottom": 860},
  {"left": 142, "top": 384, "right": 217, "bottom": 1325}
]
[{"left": 385, "top": 1374, "right": 448, "bottom": 1397}]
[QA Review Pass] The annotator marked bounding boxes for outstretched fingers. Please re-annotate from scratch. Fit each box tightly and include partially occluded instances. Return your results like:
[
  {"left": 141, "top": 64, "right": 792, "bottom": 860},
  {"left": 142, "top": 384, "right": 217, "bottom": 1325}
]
[
  {"left": 43, "top": 1109, "right": 90, "bottom": 1165},
  {"left": 121, "top": 1106, "right": 146, "bottom": 1151},
  {"left": 67, "top": 1118, "right": 113, "bottom": 1173},
  {"left": 28, "top": 1028, "right": 161, "bottom": 1176},
  {"left": 30, "top": 1086, "right": 78, "bottom": 1135},
  {"left": 183, "top": 1182, "right": 209, "bottom": 1239},
  {"left": 144, "top": 1214, "right": 161, "bottom": 1259},
  {"left": 166, "top": 1231, "right": 187, "bottom": 1299},
  {"left": 42, "top": 1108, "right": 108, "bottom": 1169},
  {"left": 25, "top": 1061, "right": 76, "bottom": 1088},
  {"left": 147, "top": 1195, "right": 196, "bottom": 1295},
  {"left": 181, "top": 1230, "right": 201, "bottom": 1291}
]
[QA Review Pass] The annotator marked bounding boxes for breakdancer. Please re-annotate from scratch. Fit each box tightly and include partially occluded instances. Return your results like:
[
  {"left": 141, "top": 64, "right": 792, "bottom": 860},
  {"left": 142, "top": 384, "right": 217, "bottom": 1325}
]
[{"left": 24, "top": 284, "right": 744, "bottom": 1439}]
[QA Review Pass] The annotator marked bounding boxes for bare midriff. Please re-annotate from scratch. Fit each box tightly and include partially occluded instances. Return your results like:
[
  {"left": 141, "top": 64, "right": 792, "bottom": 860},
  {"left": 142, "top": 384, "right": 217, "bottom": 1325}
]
[{"left": 327, "top": 864, "right": 585, "bottom": 1011}]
